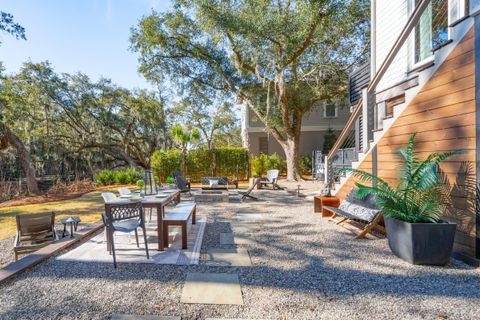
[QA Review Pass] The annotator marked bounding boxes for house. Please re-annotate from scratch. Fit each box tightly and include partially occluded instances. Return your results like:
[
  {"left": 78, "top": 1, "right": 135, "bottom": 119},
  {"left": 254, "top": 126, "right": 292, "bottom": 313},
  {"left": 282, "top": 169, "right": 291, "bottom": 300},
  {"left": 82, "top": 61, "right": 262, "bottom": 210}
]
[
  {"left": 240, "top": 101, "right": 350, "bottom": 157},
  {"left": 326, "top": 0, "right": 480, "bottom": 264}
]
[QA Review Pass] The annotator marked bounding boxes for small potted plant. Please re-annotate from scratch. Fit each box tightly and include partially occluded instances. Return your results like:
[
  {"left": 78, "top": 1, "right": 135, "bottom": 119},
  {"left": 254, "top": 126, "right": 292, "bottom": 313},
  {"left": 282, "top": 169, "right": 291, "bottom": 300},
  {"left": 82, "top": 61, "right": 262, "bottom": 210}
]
[
  {"left": 340, "top": 133, "right": 461, "bottom": 265},
  {"left": 136, "top": 179, "right": 145, "bottom": 194}
]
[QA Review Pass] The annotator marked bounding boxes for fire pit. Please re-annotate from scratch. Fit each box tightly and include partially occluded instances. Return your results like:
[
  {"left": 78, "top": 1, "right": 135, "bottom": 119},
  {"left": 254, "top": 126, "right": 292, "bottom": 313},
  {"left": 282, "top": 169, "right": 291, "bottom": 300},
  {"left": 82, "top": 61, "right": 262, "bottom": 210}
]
[{"left": 193, "top": 189, "right": 229, "bottom": 202}]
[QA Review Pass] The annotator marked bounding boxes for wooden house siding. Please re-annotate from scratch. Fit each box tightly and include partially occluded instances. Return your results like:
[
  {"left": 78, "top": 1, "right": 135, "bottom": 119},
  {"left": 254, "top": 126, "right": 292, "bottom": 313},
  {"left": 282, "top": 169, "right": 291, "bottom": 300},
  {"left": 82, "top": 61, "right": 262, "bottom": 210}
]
[{"left": 336, "top": 27, "right": 477, "bottom": 259}]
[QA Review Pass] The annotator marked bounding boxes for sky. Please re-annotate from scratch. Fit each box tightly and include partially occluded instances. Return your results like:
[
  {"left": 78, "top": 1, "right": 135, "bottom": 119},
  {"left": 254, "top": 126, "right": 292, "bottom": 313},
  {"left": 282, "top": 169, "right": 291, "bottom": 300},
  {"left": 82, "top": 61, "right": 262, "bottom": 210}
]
[{"left": 0, "top": 0, "right": 172, "bottom": 90}]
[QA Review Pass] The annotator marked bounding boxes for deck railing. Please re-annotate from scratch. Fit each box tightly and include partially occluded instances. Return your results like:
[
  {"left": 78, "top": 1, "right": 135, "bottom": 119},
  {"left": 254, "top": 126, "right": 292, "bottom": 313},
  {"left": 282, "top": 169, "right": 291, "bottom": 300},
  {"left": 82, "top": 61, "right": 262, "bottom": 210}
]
[{"left": 324, "top": 0, "right": 433, "bottom": 189}]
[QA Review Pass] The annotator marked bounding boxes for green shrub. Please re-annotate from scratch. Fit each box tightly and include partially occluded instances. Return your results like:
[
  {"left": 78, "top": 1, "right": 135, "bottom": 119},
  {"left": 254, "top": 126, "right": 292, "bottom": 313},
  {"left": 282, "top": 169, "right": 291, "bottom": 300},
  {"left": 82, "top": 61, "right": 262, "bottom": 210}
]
[
  {"left": 94, "top": 168, "right": 142, "bottom": 186},
  {"left": 299, "top": 155, "right": 312, "bottom": 175},
  {"left": 114, "top": 170, "right": 129, "bottom": 184},
  {"left": 125, "top": 168, "right": 142, "bottom": 184},
  {"left": 251, "top": 153, "right": 286, "bottom": 177},
  {"left": 94, "top": 170, "right": 115, "bottom": 186}
]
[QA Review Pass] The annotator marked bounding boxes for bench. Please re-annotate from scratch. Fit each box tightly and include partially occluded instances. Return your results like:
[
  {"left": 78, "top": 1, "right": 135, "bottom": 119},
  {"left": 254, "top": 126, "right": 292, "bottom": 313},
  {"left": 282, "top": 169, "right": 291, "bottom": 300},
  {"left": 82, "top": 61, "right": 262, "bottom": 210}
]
[
  {"left": 323, "top": 189, "right": 384, "bottom": 239},
  {"left": 201, "top": 177, "right": 228, "bottom": 190},
  {"left": 163, "top": 203, "right": 196, "bottom": 249}
]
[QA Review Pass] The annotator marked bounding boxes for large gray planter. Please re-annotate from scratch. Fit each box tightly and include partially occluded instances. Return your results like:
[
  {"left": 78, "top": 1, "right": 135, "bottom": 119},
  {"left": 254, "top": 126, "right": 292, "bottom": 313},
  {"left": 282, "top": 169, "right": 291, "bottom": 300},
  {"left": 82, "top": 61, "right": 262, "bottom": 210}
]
[{"left": 384, "top": 217, "right": 457, "bottom": 266}]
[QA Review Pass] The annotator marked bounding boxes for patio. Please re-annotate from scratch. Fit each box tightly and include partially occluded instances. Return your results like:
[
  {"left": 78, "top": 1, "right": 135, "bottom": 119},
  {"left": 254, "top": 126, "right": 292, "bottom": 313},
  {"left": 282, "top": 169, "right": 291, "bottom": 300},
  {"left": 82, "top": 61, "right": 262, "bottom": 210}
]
[{"left": 0, "top": 188, "right": 479, "bottom": 320}]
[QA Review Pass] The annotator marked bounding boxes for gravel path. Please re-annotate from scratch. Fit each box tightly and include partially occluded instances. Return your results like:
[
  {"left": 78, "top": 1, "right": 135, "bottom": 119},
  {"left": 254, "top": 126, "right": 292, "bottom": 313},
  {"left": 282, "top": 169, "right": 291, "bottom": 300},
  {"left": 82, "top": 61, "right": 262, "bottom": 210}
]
[{"left": 0, "top": 189, "right": 479, "bottom": 320}]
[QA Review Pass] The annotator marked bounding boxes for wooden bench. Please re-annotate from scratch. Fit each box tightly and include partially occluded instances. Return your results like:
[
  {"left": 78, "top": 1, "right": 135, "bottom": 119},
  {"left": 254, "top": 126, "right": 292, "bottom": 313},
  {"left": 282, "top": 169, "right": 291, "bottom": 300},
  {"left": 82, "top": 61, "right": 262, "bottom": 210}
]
[{"left": 163, "top": 203, "right": 196, "bottom": 249}]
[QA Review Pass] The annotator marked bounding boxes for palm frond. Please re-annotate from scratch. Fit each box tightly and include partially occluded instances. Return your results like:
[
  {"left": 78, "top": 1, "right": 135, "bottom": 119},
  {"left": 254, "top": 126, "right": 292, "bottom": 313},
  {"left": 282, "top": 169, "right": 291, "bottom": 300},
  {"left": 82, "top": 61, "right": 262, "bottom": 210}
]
[{"left": 339, "top": 133, "right": 463, "bottom": 223}]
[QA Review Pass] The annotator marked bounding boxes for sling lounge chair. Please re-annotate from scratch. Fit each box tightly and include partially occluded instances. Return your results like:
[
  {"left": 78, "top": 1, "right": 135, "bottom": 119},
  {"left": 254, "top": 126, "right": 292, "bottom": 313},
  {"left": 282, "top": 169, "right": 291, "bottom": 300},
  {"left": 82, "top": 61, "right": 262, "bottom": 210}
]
[
  {"left": 238, "top": 178, "right": 261, "bottom": 201},
  {"left": 14, "top": 212, "right": 58, "bottom": 261},
  {"left": 323, "top": 189, "right": 384, "bottom": 239},
  {"left": 172, "top": 171, "right": 191, "bottom": 194}
]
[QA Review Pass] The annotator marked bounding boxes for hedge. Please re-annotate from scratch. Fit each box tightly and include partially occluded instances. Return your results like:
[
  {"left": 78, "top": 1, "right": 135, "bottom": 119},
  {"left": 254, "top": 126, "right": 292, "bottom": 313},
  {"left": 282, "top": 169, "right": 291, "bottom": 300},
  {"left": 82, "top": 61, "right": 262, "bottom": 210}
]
[{"left": 151, "top": 147, "right": 249, "bottom": 182}]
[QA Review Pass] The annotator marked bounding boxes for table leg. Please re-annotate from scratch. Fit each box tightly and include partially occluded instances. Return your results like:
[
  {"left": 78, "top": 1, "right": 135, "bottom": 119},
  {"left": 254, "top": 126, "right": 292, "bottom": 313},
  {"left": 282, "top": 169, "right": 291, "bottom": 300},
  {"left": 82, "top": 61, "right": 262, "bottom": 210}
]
[{"left": 157, "top": 204, "right": 164, "bottom": 251}]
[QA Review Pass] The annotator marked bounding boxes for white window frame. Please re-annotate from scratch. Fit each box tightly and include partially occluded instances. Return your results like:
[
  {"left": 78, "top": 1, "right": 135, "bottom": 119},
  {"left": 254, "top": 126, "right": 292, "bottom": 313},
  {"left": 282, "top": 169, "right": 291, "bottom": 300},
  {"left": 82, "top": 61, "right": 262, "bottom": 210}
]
[
  {"left": 323, "top": 104, "right": 338, "bottom": 118},
  {"left": 409, "top": 0, "right": 453, "bottom": 70},
  {"left": 448, "top": 0, "right": 467, "bottom": 25}
]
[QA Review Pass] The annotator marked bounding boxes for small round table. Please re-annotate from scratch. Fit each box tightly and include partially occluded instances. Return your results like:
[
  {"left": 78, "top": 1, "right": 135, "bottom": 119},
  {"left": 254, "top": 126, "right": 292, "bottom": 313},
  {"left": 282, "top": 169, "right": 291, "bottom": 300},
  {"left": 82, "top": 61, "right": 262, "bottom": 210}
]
[{"left": 61, "top": 217, "right": 81, "bottom": 238}]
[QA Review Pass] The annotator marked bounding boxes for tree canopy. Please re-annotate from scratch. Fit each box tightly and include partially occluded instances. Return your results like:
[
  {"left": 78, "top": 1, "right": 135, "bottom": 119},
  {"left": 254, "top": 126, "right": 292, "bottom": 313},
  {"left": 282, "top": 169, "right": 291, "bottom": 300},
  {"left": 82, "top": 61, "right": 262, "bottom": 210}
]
[{"left": 131, "top": 0, "right": 370, "bottom": 179}]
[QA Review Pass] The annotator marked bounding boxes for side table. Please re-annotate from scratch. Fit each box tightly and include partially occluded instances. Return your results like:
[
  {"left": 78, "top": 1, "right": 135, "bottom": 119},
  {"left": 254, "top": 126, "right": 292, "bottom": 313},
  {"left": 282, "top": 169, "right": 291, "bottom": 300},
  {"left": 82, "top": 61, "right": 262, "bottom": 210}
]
[
  {"left": 61, "top": 217, "right": 81, "bottom": 238},
  {"left": 314, "top": 196, "right": 340, "bottom": 217}
]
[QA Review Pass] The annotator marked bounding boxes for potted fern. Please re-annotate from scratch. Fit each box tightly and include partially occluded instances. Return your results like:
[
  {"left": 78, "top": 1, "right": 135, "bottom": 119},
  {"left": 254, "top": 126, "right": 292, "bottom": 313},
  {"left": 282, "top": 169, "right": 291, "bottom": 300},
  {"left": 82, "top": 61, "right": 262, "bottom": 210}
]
[{"left": 340, "top": 133, "right": 461, "bottom": 265}]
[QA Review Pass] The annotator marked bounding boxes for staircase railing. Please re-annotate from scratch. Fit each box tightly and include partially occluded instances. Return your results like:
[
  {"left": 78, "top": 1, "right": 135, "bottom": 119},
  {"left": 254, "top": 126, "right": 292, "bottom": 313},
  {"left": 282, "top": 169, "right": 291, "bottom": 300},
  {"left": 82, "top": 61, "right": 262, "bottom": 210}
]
[
  {"left": 324, "top": 0, "right": 432, "bottom": 190},
  {"left": 325, "top": 98, "right": 363, "bottom": 188}
]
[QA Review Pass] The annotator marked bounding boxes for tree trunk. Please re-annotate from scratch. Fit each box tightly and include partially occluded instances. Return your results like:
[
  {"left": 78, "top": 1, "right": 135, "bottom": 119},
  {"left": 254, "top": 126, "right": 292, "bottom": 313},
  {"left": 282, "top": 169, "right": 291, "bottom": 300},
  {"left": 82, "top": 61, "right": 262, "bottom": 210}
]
[
  {"left": 0, "top": 122, "right": 39, "bottom": 194},
  {"left": 283, "top": 136, "right": 301, "bottom": 181},
  {"left": 181, "top": 144, "right": 187, "bottom": 175}
]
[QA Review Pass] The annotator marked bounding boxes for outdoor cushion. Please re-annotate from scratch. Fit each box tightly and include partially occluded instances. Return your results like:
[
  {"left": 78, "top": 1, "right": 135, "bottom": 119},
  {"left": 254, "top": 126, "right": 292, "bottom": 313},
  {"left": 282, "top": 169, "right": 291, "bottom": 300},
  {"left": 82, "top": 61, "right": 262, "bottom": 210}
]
[
  {"left": 325, "top": 189, "right": 381, "bottom": 222},
  {"left": 337, "top": 202, "right": 380, "bottom": 222},
  {"left": 112, "top": 219, "right": 140, "bottom": 233},
  {"left": 209, "top": 179, "right": 219, "bottom": 188}
]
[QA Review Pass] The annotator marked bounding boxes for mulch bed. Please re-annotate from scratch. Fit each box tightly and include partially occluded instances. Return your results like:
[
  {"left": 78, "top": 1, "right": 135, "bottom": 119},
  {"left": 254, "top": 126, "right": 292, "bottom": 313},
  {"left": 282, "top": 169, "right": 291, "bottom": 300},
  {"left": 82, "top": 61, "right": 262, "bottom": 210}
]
[{"left": 0, "top": 191, "right": 90, "bottom": 209}]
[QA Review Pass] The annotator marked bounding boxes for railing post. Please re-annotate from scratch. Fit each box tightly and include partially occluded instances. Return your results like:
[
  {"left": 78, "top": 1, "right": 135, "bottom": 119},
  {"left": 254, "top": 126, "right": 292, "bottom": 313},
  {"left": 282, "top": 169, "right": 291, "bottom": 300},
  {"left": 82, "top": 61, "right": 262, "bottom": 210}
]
[
  {"left": 324, "top": 155, "right": 331, "bottom": 188},
  {"left": 361, "top": 88, "right": 370, "bottom": 153},
  {"left": 355, "top": 117, "right": 361, "bottom": 152}
]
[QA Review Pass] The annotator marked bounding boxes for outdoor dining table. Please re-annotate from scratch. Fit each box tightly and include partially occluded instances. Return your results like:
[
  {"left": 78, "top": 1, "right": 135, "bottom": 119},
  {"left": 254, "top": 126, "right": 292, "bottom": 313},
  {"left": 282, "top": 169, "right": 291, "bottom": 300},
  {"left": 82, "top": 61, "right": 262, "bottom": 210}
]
[{"left": 104, "top": 189, "right": 181, "bottom": 252}]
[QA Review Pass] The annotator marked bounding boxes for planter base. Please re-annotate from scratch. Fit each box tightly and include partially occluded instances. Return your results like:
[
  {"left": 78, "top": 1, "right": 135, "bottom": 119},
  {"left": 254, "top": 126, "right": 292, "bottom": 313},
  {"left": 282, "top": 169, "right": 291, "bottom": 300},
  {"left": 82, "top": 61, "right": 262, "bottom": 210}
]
[{"left": 385, "top": 217, "right": 456, "bottom": 266}]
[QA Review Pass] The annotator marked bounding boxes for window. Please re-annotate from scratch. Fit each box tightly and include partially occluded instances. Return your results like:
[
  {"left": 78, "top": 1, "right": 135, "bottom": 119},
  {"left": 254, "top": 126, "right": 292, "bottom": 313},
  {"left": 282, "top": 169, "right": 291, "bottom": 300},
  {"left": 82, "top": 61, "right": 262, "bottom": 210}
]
[
  {"left": 449, "top": 0, "right": 466, "bottom": 24},
  {"left": 324, "top": 103, "right": 338, "bottom": 118},
  {"left": 471, "top": 0, "right": 480, "bottom": 15},
  {"left": 413, "top": 0, "right": 449, "bottom": 64},
  {"left": 259, "top": 137, "right": 268, "bottom": 154}
]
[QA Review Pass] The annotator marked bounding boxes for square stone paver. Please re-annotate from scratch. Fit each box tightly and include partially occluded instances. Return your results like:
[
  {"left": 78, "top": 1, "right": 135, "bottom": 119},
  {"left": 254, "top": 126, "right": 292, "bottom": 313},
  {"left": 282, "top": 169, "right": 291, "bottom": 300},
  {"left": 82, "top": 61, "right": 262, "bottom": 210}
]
[
  {"left": 220, "top": 233, "right": 256, "bottom": 246},
  {"left": 181, "top": 273, "right": 243, "bottom": 305},
  {"left": 230, "top": 223, "right": 260, "bottom": 233},
  {"left": 236, "top": 213, "right": 263, "bottom": 221},
  {"left": 220, "top": 232, "right": 235, "bottom": 245},
  {"left": 204, "top": 248, "right": 252, "bottom": 266},
  {"left": 233, "top": 233, "right": 256, "bottom": 245}
]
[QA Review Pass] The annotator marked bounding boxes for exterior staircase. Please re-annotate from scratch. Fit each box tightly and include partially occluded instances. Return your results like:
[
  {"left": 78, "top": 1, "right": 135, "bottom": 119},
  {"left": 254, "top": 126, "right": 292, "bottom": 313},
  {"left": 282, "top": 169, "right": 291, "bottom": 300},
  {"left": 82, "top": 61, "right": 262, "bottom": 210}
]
[{"left": 331, "top": 16, "right": 475, "bottom": 196}]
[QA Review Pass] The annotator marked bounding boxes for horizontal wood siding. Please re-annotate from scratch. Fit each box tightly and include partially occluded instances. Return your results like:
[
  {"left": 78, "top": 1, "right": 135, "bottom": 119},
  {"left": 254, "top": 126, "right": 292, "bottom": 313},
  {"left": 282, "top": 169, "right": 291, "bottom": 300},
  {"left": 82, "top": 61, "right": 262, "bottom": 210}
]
[{"left": 337, "top": 27, "right": 477, "bottom": 258}]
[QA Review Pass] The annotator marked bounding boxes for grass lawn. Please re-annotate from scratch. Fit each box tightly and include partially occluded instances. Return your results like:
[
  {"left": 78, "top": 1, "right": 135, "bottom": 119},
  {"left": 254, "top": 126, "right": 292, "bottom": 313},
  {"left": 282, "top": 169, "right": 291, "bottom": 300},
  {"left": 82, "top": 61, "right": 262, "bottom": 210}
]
[
  {"left": 0, "top": 189, "right": 113, "bottom": 240},
  {"left": 0, "top": 181, "right": 253, "bottom": 241}
]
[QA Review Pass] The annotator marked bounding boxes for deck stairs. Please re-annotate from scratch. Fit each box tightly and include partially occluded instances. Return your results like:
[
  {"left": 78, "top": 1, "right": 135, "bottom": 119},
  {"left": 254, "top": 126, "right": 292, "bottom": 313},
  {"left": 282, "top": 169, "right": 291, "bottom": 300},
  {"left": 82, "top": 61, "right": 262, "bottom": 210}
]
[{"left": 332, "top": 17, "right": 474, "bottom": 195}]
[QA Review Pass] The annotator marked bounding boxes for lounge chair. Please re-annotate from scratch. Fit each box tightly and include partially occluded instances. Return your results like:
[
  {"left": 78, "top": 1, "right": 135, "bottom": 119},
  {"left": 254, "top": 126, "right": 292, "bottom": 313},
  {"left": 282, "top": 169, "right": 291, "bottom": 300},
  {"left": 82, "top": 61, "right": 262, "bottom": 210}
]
[
  {"left": 323, "top": 189, "right": 384, "bottom": 239},
  {"left": 13, "top": 212, "right": 58, "bottom": 261},
  {"left": 172, "top": 171, "right": 191, "bottom": 194},
  {"left": 102, "top": 202, "right": 149, "bottom": 268},
  {"left": 259, "top": 169, "right": 280, "bottom": 190},
  {"left": 238, "top": 178, "right": 261, "bottom": 201}
]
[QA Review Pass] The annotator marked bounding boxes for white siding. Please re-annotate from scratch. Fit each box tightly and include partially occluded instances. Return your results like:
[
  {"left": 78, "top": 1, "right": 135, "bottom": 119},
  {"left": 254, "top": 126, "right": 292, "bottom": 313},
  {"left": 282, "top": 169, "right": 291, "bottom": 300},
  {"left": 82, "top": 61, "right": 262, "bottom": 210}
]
[{"left": 375, "top": 0, "right": 410, "bottom": 92}]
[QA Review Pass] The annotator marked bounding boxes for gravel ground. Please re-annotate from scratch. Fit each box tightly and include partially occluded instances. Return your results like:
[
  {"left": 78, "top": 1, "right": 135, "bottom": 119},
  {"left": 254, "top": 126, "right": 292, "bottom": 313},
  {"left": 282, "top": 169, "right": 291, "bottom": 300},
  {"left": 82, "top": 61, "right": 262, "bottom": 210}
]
[
  {"left": 0, "top": 237, "right": 14, "bottom": 268},
  {"left": 0, "top": 189, "right": 479, "bottom": 320}
]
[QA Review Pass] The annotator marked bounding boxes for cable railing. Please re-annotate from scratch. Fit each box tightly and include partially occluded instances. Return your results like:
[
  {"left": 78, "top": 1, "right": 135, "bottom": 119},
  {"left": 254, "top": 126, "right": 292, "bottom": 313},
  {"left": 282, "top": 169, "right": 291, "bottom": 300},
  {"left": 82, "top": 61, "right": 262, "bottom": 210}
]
[{"left": 325, "top": 0, "right": 437, "bottom": 190}]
